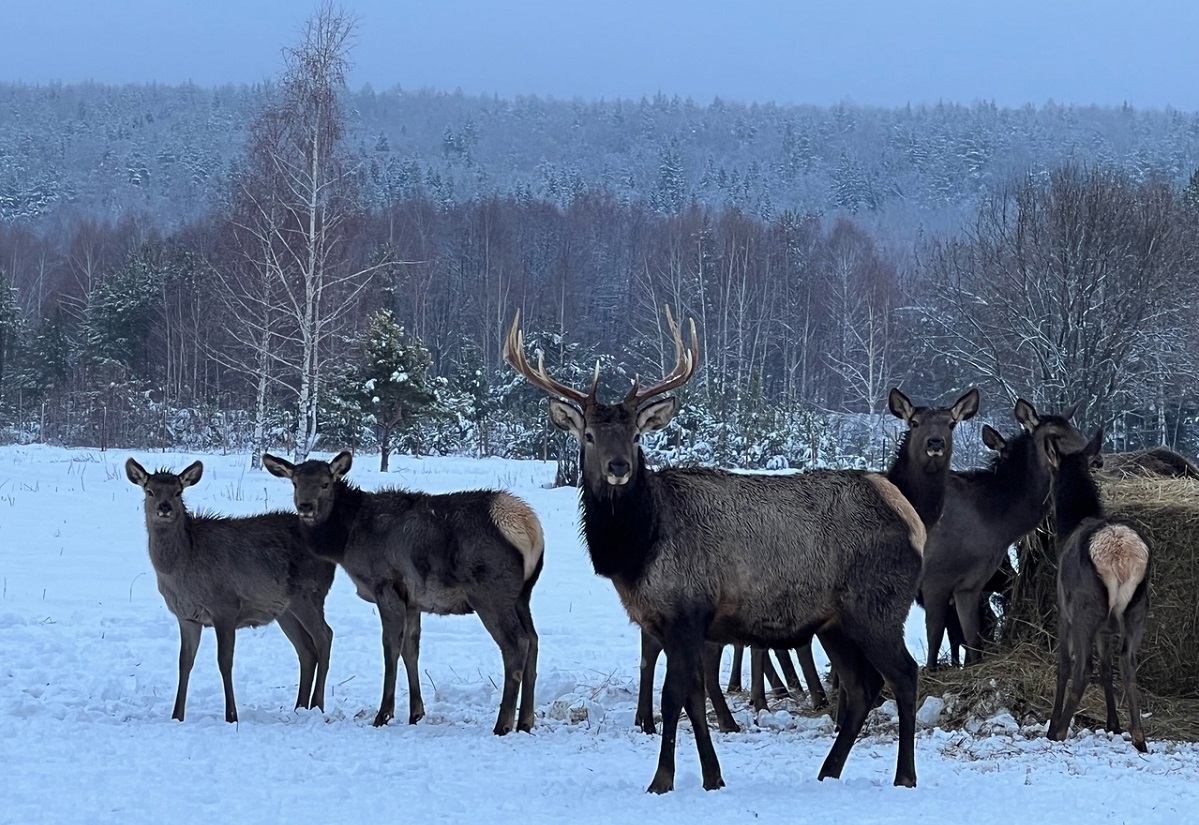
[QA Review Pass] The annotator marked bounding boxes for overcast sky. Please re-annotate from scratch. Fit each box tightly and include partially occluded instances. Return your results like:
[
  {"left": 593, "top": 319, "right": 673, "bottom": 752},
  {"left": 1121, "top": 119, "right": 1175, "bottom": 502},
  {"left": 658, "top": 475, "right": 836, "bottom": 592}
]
[{"left": 2, "top": 0, "right": 1198, "bottom": 110}]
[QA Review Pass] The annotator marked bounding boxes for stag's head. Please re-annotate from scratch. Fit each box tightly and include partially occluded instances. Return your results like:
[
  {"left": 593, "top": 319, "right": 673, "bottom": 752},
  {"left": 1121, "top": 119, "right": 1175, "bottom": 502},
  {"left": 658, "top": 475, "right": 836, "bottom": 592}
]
[
  {"left": 504, "top": 306, "right": 698, "bottom": 495},
  {"left": 888, "top": 386, "right": 980, "bottom": 473},
  {"left": 263, "top": 451, "right": 352, "bottom": 525},
  {"left": 126, "top": 458, "right": 203, "bottom": 525}
]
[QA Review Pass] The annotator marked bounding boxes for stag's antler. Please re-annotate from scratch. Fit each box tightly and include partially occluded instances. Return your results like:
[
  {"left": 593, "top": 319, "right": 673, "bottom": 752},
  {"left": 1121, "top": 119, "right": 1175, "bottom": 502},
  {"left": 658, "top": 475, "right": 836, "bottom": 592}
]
[
  {"left": 624, "top": 304, "right": 699, "bottom": 406},
  {"left": 503, "top": 309, "right": 597, "bottom": 404},
  {"left": 504, "top": 305, "right": 698, "bottom": 406}
]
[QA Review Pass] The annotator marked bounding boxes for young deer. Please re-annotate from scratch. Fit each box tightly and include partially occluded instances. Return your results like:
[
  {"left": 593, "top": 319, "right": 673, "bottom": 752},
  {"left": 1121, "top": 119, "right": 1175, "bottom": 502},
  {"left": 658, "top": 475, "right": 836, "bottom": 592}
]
[
  {"left": 264, "top": 451, "right": 544, "bottom": 735},
  {"left": 506, "top": 306, "right": 925, "bottom": 793},
  {"left": 919, "top": 400, "right": 1087, "bottom": 667},
  {"left": 126, "top": 458, "right": 335, "bottom": 723},
  {"left": 1047, "top": 428, "right": 1151, "bottom": 752}
]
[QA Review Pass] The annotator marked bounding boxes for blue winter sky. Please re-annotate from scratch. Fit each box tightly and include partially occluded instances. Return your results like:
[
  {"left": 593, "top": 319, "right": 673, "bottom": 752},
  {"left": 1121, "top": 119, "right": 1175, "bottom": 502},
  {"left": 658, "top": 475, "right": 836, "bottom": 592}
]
[{"left": 3, "top": 0, "right": 1198, "bottom": 109}]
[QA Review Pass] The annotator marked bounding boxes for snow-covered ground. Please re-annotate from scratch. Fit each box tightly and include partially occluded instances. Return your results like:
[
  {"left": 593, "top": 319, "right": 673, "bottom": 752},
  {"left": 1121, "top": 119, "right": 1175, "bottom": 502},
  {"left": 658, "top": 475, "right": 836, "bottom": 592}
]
[{"left": 1, "top": 444, "right": 1195, "bottom": 824}]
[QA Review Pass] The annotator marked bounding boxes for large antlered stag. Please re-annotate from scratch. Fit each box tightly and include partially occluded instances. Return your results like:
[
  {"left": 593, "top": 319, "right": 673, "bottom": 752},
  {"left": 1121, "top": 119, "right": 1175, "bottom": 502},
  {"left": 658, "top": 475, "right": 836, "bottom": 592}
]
[{"left": 505, "top": 306, "right": 925, "bottom": 793}]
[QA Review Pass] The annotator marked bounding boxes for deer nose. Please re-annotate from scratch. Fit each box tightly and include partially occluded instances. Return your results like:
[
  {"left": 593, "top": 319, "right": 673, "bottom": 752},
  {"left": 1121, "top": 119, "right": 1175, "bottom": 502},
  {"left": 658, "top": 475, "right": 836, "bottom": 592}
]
[
  {"left": 297, "top": 501, "right": 314, "bottom": 514},
  {"left": 607, "top": 459, "right": 631, "bottom": 478},
  {"left": 156, "top": 503, "right": 173, "bottom": 517},
  {"left": 926, "top": 437, "right": 945, "bottom": 453}
]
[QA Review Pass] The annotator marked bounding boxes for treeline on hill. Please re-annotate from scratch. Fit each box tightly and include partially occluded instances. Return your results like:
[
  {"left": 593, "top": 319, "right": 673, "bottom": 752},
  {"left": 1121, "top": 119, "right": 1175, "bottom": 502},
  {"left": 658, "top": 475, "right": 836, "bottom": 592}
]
[{"left": 1, "top": 10, "right": 1198, "bottom": 475}]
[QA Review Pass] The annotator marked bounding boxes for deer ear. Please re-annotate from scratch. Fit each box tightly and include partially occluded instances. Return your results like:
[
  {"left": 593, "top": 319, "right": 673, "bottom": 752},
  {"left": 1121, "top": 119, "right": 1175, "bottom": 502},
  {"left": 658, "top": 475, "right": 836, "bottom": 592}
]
[
  {"left": 125, "top": 458, "right": 148, "bottom": 486},
  {"left": 548, "top": 399, "right": 585, "bottom": 440},
  {"left": 637, "top": 397, "right": 677, "bottom": 433},
  {"left": 1062, "top": 401, "right": 1081, "bottom": 422},
  {"left": 330, "top": 451, "right": 353, "bottom": 479},
  {"left": 887, "top": 388, "right": 915, "bottom": 422},
  {"left": 1014, "top": 398, "right": 1039, "bottom": 432},
  {"left": 981, "top": 425, "right": 1006, "bottom": 452},
  {"left": 179, "top": 461, "right": 203, "bottom": 488},
  {"left": 951, "top": 388, "right": 980, "bottom": 423},
  {"left": 1045, "top": 437, "right": 1061, "bottom": 470},
  {"left": 1084, "top": 428, "right": 1104, "bottom": 459},
  {"left": 262, "top": 453, "right": 294, "bottom": 479}
]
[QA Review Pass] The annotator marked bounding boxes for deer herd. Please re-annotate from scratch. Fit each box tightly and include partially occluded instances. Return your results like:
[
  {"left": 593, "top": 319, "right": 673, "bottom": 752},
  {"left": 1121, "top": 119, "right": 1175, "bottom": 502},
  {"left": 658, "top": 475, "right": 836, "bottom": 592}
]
[{"left": 121, "top": 306, "right": 1167, "bottom": 794}]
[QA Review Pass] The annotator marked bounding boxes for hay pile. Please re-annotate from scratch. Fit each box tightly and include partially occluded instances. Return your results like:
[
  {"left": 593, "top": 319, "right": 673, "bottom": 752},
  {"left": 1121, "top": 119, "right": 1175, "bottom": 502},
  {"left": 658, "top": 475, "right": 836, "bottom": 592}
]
[{"left": 924, "top": 474, "right": 1199, "bottom": 738}]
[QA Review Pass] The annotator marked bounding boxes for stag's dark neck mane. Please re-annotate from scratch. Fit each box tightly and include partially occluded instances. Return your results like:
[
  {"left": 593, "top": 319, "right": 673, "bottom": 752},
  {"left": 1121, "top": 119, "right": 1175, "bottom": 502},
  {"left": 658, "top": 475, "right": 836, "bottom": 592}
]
[
  {"left": 302, "top": 480, "right": 365, "bottom": 563},
  {"left": 1053, "top": 454, "right": 1104, "bottom": 537},
  {"left": 960, "top": 430, "right": 1051, "bottom": 530},
  {"left": 886, "top": 429, "right": 949, "bottom": 528},
  {"left": 578, "top": 449, "right": 660, "bottom": 583}
]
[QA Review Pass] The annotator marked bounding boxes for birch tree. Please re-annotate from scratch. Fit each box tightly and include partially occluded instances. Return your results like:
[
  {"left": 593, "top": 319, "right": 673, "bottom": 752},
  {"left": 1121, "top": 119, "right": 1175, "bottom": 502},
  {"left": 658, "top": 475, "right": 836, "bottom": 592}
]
[{"left": 217, "top": 3, "right": 387, "bottom": 464}]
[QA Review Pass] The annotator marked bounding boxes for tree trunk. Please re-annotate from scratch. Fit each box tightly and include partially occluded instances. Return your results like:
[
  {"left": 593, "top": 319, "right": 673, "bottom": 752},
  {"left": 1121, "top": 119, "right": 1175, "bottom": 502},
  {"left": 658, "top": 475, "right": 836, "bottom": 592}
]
[
  {"left": 249, "top": 328, "right": 270, "bottom": 470},
  {"left": 380, "top": 424, "right": 391, "bottom": 472}
]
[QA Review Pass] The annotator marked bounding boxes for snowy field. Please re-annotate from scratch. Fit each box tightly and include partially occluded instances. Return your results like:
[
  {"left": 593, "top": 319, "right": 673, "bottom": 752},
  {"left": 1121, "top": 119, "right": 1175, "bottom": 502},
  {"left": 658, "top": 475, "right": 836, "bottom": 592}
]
[{"left": 1, "top": 444, "right": 1197, "bottom": 824}]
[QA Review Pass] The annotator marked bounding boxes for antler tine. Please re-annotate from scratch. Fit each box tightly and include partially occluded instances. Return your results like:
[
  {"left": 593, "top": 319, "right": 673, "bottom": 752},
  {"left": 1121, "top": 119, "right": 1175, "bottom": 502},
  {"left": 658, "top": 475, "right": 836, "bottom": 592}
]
[
  {"left": 630, "top": 304, "right": 700, "bottom": 405},
  {"left": 502, "top": 309, "right": 591, "bottom": 405}
]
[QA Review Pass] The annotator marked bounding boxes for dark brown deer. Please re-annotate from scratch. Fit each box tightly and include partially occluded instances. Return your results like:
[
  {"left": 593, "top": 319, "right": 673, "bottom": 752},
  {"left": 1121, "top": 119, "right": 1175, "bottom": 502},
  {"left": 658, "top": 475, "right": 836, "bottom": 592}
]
[
  {"left": 1047, "top": 428, "right": 1151, "bottom": 752},
  {"left": 733, "top": 385, "right": 980, "bottom": 713},
  {"left": 931, "top": 425, "right": 1016, "bottom": 667},
  {"left": 263, "top": 451, "right": 543, "bottom": 735},
  {"left": 506, "top": 306, "right": 925, "bottom": 792},
  {"left": 125, "top": 458, "right": 335, "bottom": 723},
  {"left": 920, "top": 400, "right": 1087, "bottom": 668}
]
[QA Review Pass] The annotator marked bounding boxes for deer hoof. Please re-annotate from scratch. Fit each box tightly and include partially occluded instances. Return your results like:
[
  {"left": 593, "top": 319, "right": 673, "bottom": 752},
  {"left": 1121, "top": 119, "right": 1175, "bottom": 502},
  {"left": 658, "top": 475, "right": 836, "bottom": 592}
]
[
  {"left": 646, "top": 775, "right": 674, "bottom": 795},
  {"left": 372, "top": 710, "right": 393, "bottom": 727}
]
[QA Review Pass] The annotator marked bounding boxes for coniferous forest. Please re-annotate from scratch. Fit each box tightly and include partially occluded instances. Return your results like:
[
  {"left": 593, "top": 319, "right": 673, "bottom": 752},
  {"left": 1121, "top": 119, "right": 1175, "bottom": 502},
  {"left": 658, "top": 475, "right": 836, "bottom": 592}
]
[{"left": 2, "top": 12, "right": 1198, "bottom": 473}]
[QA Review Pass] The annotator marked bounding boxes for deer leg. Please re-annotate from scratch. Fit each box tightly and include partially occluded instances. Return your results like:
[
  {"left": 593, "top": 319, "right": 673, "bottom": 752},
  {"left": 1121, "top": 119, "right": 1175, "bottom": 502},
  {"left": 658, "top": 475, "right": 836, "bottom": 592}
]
[
  {"left": 473, "top": 598, "right": 531, "bottom": 736},
  {"left": 816, "top": 626, "right": 881, "bottom": 783},
  {"left": 954, "top": 586, "right": 987, "bottom": 665},
  {"left": 797, "top": 643, "right": 829, "bottom": 710},
  {"left": 944, "top": 598, "right": 966, "bottom": 667},
  {"left": 515, "top": 593, "right": 539, "bottom": 733},
  {"left": 648, "top": 621, "right": 713, "bottom": 794},
  {"left": 856, "top": 625, "right": 920, "bottom": 787},
  {"left": 774, "top": 648, "right": 801, "bottom": 696},
  {"left": 1054, "top": 634, "right": 1097, "bottom": 742},
  {"left": 1120, "top": 637, "right": 1147, "bottom": 753},
  {"left": 749, "top": 648, "right": 769, "bottom": 712},
  {"left": 288, "top": 598, "right": 334, "bottom": 712},
  {"left": 276, "top": 611, "right": 318, "bottom": 710},
  {"left": 400, "top": 603, "right": 424, "bottom": 724},
  {"left": 703, "top": 641, "right": 739, "bottom": 733},
  {"left": 921, "top": 588, "right": 951, "bottom": 670},
  {"left": 1047, "top": 620, "right": 1073, "bottom": 741},
  {"left": 214, "top": 622, "right": 238, "bottom": 724},
  {"left": 372, "top": 597, "right": 406, "bottom": 727},
  {"left": 172, "top": 619, "right": 202, "bottom": 722},
  {"left": 685, "top": 650, "right": 726, "bottom": 790},
  {"left": 727, "top": 643, "right": 744, "bottom": 693},
  {"left": 1097, "top": 636, "right": 1121, "bottom": 734},
  {"left": 636, "top": 630, "right": 662, "bottom": 734}
]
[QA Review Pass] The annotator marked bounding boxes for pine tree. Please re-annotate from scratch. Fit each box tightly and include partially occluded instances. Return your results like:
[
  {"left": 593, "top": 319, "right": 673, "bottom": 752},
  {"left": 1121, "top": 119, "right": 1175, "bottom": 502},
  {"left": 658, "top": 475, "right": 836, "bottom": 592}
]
[{"left": 352, "top": 310, "right": 444, "bottom": 471}]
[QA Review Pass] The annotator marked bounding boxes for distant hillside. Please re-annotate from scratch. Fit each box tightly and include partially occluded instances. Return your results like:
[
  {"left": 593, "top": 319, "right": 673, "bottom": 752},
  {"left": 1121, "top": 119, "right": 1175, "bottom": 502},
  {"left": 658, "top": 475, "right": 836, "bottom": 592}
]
[{"left": 4, "top": 81, "right": 1199, "bottom": 232}]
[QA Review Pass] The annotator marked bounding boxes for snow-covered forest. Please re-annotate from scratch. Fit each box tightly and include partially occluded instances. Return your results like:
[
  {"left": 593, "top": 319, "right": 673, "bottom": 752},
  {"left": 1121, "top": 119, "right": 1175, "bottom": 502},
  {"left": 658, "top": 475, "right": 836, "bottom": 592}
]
[{"left": 2, "top": 14, "right": 1199, "bottom": 469}]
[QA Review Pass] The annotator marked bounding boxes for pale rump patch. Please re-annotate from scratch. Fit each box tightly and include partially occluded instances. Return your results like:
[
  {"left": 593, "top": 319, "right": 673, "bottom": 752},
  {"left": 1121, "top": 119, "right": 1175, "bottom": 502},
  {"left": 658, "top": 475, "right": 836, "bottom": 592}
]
[
  {"left": 1088, "top": 524, "right": 1149, "bottom": 617},
  {"left": 490, "top": 492, "right": 545, "bottom": 582},
  {"left": 865, "top": 473, "right": 927, "bottom": 555}
]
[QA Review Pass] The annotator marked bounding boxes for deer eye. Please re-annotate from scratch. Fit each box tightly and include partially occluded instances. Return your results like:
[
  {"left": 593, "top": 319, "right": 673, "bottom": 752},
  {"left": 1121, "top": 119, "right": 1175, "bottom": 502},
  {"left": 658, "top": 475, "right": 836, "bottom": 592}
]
[
  {"left": 145, "top": 489, "right": 153, "bottom": 496},
  {"left": 633, "top": 433, "right": 641, "bottom": 444},
  {"left": 321, "top": 482, "right": 330, "bottom": 489},
  {"left": 584, "top": 432, "right": 595, "bottom": 444}
]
